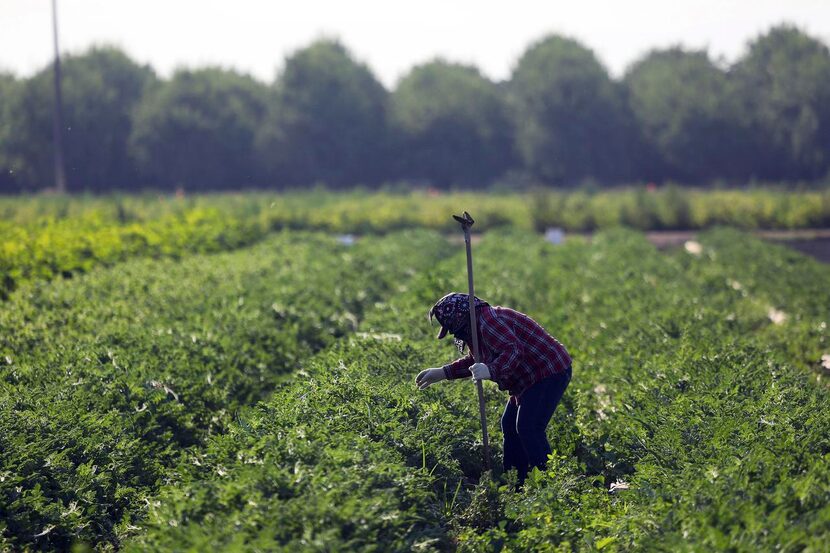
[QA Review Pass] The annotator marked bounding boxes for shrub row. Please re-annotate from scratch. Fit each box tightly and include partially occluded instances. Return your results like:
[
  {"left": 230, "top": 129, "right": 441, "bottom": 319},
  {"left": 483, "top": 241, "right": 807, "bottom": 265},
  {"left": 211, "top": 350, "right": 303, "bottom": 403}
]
[
  {"left": 0, "top": 206, "right": 265, "bottom": 300},
  {"left": 457, "top": 229, "right": 829, "bottom": 550},
  {"left": 123, "top": 228, "right": 830, "bottom": 551},
  {"left": 3, "top": 189, "right": 830, "bottom": 299},
  {"left": 0, "top": 230, "right": 452, "bottom": 550}
]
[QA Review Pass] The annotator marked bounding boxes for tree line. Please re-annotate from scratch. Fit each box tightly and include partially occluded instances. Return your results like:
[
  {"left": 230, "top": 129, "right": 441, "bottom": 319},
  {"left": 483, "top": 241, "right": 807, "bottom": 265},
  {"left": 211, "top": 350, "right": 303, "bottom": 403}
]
[{"left": 1, "top": 24, "right": 829, "bottom": 193}]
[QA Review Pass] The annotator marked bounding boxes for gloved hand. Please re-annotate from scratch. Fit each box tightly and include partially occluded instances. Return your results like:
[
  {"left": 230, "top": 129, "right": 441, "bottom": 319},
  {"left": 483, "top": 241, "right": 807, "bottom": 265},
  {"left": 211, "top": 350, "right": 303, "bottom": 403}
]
[
  {"left": 470, "top": 362, "right": 491, "bottom": 382},
  {"left": 416, "top": 368, "right": 445, "bottom": 390}
]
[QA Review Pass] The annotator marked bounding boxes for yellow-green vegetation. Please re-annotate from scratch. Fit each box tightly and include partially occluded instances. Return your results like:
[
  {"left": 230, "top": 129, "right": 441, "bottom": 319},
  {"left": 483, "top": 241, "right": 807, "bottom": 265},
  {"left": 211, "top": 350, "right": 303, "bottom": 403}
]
[{"left": 2, "top": 188, "right": 830, "bottom": 299}]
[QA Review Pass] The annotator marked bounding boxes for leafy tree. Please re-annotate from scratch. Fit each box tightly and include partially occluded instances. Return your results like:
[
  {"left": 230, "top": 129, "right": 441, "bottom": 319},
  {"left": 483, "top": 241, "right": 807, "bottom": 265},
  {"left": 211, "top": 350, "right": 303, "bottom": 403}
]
[
  {"left": 0, "top": 73, "right": 21, "bottom": 193},
  {"left": 624, "top": 48, "right": 745, "bottom": 183},
  {"left": 732, "top": 25, "right": 830, "bottom": 180},
  {"left": 256, "top": 40, "right": 389, "bottom": 188},
  {"left": 8, "top": 46, "right": 155, "bottom": 192},
  {"left": 130, "top": 68, "right": 269, "bottom": 190},
  {"left": 389, "top": 60, "right": 515, "bottom": 187},
  {"left": 510, "top": 34, "right": 637, "bottom": 185}
]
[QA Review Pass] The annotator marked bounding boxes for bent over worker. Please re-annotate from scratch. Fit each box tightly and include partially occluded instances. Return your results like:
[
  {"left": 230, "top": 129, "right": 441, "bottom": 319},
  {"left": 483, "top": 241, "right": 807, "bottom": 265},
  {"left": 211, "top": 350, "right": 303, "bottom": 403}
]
[{"left": 416, "top": 292, "right": 572, "bottom": 483}]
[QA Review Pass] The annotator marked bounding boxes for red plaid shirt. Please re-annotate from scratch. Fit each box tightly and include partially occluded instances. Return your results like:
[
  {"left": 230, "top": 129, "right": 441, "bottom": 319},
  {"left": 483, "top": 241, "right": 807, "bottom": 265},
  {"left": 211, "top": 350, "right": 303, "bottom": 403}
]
[{"left": 442, "top": 305, "right": 571, "bottom": 401}]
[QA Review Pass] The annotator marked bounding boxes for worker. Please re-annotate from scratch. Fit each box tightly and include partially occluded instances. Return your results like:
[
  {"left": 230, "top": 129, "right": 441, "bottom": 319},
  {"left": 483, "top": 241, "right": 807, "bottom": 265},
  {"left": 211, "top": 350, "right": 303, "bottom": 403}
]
[{"left": 416, "top": 292, "right": 572, "bottom": 484}]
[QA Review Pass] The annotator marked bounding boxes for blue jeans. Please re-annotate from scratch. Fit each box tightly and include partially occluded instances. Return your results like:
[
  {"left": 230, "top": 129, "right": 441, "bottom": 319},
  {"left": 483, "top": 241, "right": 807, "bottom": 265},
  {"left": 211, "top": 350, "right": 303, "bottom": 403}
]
[{"left": 501, "top": 366, "right": 571, "bottom": 483}]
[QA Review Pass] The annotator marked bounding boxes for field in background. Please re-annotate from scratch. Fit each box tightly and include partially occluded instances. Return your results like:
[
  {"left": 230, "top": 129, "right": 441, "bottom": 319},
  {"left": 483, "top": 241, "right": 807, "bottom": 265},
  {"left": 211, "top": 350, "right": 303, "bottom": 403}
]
[
  {"left": 4, "top": 187, "right": 830, "bottom": 231},
  {"left": 2, "top": 187, "right": 830, "bottom": 298}
]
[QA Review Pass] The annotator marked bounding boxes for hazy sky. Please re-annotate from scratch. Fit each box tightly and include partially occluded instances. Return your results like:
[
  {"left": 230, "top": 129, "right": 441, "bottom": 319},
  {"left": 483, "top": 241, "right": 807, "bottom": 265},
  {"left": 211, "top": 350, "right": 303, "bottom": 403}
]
[{"left": 2, "top": 0, "right": 829, "bottom": 87}]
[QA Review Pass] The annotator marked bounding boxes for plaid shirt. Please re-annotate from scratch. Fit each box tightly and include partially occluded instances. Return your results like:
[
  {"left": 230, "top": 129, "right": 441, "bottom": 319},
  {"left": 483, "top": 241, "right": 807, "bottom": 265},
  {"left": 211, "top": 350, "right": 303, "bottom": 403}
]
[{"left": 442, "top": 305, "right": 571, "bottom": 401}]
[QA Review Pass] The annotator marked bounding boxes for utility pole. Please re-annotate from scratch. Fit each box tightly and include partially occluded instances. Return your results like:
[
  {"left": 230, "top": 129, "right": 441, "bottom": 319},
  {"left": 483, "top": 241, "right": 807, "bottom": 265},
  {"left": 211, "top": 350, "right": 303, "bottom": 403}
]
[{"left": 51, "top": 0, "right": 67, "bottom": 193}]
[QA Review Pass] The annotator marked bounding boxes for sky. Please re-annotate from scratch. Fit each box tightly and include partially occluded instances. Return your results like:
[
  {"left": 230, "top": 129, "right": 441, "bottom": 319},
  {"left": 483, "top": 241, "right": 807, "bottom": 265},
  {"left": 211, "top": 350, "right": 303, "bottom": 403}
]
[{"left": 1, "top": 0, "right": 829, "bottom": 87}]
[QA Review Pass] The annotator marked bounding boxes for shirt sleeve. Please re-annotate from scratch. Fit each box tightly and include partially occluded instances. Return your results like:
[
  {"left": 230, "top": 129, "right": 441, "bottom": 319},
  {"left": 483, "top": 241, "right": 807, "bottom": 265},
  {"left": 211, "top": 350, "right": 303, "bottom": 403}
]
[
  {"left": 442, "top": 352, "right": 475, "bottom": 380},
  {"left": 481, "top": 310, "right": 523, "bottom": 391}
]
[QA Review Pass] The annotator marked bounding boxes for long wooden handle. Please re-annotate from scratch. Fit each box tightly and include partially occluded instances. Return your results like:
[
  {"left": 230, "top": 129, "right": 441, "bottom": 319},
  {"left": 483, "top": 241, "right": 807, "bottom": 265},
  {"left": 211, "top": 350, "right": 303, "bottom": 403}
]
[{"left": 462, "top": 223, "right": 491, "bottom": 471}]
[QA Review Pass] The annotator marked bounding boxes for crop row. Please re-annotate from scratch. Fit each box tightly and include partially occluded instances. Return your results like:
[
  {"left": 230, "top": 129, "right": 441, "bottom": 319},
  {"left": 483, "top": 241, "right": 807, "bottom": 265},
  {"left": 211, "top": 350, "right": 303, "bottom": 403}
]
[
  {"left": 2, "top": 223, "right": 827, "bottom": 551},
  {"left": 0, "top": 206, "right": 266, "bottom": 299},
  {"left": 680, "top": 229, "right": 830, "bottom": 378},
  {"left": 458, "top": 229, "right": 829, "bottom": 551},
  {"left": 0, "top": 229, "right": 452, "bottom": 551},
  {"left": 123, "top": 228, "right": 829, "bottom": 551},
  {"left": 4, "top": 189, "right": 830, "bottom": 232},
  {"left": 3, "top": 188, "right": 830, "bottom": 298}
]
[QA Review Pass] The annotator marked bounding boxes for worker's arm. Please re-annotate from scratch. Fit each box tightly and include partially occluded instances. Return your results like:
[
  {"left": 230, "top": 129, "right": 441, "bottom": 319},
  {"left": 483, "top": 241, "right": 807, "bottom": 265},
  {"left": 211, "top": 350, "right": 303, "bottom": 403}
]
[{"left": 442, "top": 352, "right": 475, "bottom": 380}]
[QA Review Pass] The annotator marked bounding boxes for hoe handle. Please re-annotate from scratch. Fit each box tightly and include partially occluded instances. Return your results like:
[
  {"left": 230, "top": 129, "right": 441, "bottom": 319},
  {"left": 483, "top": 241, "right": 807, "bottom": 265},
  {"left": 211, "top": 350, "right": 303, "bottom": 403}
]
[{"left": 455, "top": 211, "right": 491, "bottom": 471}]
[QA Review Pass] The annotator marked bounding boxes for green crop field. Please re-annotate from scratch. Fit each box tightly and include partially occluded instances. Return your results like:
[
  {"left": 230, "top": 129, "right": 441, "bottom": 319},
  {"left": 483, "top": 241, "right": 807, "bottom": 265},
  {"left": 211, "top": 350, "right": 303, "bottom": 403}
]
[
  {"left": 1, "top": 194, "right": 829, "bottom": 551},
  {"left": 2, "top": 188, "right": 830, "bottom": 300}
]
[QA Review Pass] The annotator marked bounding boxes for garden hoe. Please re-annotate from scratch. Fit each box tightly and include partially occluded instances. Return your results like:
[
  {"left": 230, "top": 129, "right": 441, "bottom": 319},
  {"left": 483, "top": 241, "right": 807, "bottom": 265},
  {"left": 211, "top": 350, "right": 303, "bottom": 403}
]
[{"left": 453, "top": 211, "right": 491, "bottom": 471}]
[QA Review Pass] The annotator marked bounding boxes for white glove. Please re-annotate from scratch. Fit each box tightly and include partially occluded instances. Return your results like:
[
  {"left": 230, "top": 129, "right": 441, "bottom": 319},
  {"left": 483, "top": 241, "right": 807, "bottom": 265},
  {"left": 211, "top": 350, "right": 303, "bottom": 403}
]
[
  {"left": 416, "top": 368, "right": 445, "bottom": 390},
  {"left": 470, "top": 362, "right": 491, "bottom": 382}
]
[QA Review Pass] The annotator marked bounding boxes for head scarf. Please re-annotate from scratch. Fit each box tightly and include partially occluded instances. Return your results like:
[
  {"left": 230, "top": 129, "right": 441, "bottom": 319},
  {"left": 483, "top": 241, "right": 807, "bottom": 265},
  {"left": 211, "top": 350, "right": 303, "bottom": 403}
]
[{"left": 428, "top": 292, "right": 489, "bottom": 345}]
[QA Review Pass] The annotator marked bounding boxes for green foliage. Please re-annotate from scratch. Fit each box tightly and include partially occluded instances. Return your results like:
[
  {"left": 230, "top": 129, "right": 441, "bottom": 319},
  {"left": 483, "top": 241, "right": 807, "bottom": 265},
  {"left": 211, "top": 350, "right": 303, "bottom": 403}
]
[
  {"left": 1, "top": 214, "right": 829, "bottom": 550},
  {"left": 529, "top": 187, "right": 830, "bottom": 231},
  {"left": 453, "top": 229, "right": 830, "bottom": 552},
  {"left": 129, "top": 67, "right": 269, "bottom": 190},
  {"left": 390, "top": 60, "right": 515, "bottom": 187},
  {"left": 0, "top": 229, "right": 452, "bottom": 550},
  {"left": 680, "top": 228, "right": 830, "bottom": 380},
  {"left": 0, "top": 205, "right": 265, "bottom": 299},
  {"left": 624, "top": 48, "right": 744, "bottom": 182},
  {"left": 5, "top": 27, "right": 830, "bottom": 190},
  {"left": 732, "top": 25, "right": 830, "bottom": 180},
  {"left": 2, "top": 189, "right": 830, "bottom": 300},
  {"left": 124, "top": 342, "right": 458, "bottom": 552},
  {"left": 510, "top": 34, "right": 636, "bottom": 184},
  {"left": 111, "top": 227, "right": 830, "bottom": 552},
  {"left": 255, "top": 40, "right": 389, "bottom": 188},
  {"left": 7, "top": 46, "right": 156, "bottom": 192},
  {"left": 0, "top": 72, "right": 21, "bottom": 193}
]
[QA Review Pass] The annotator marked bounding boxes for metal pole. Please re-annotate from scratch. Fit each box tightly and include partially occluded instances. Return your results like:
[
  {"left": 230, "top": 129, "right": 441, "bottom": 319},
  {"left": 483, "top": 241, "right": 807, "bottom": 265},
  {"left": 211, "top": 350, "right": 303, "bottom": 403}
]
[
  {"left": 454, "top": 211, "right": 491, "bottom": 471},
  {"left": 51, "top": 0, "right": 67, "bottom": 193}
]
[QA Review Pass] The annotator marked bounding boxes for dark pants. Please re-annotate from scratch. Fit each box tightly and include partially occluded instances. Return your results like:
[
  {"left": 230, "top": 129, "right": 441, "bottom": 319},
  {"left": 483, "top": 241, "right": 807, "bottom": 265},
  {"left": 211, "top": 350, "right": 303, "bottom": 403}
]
[{"left": 501, "top": 366, "right": 571, "bottom": 484}]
